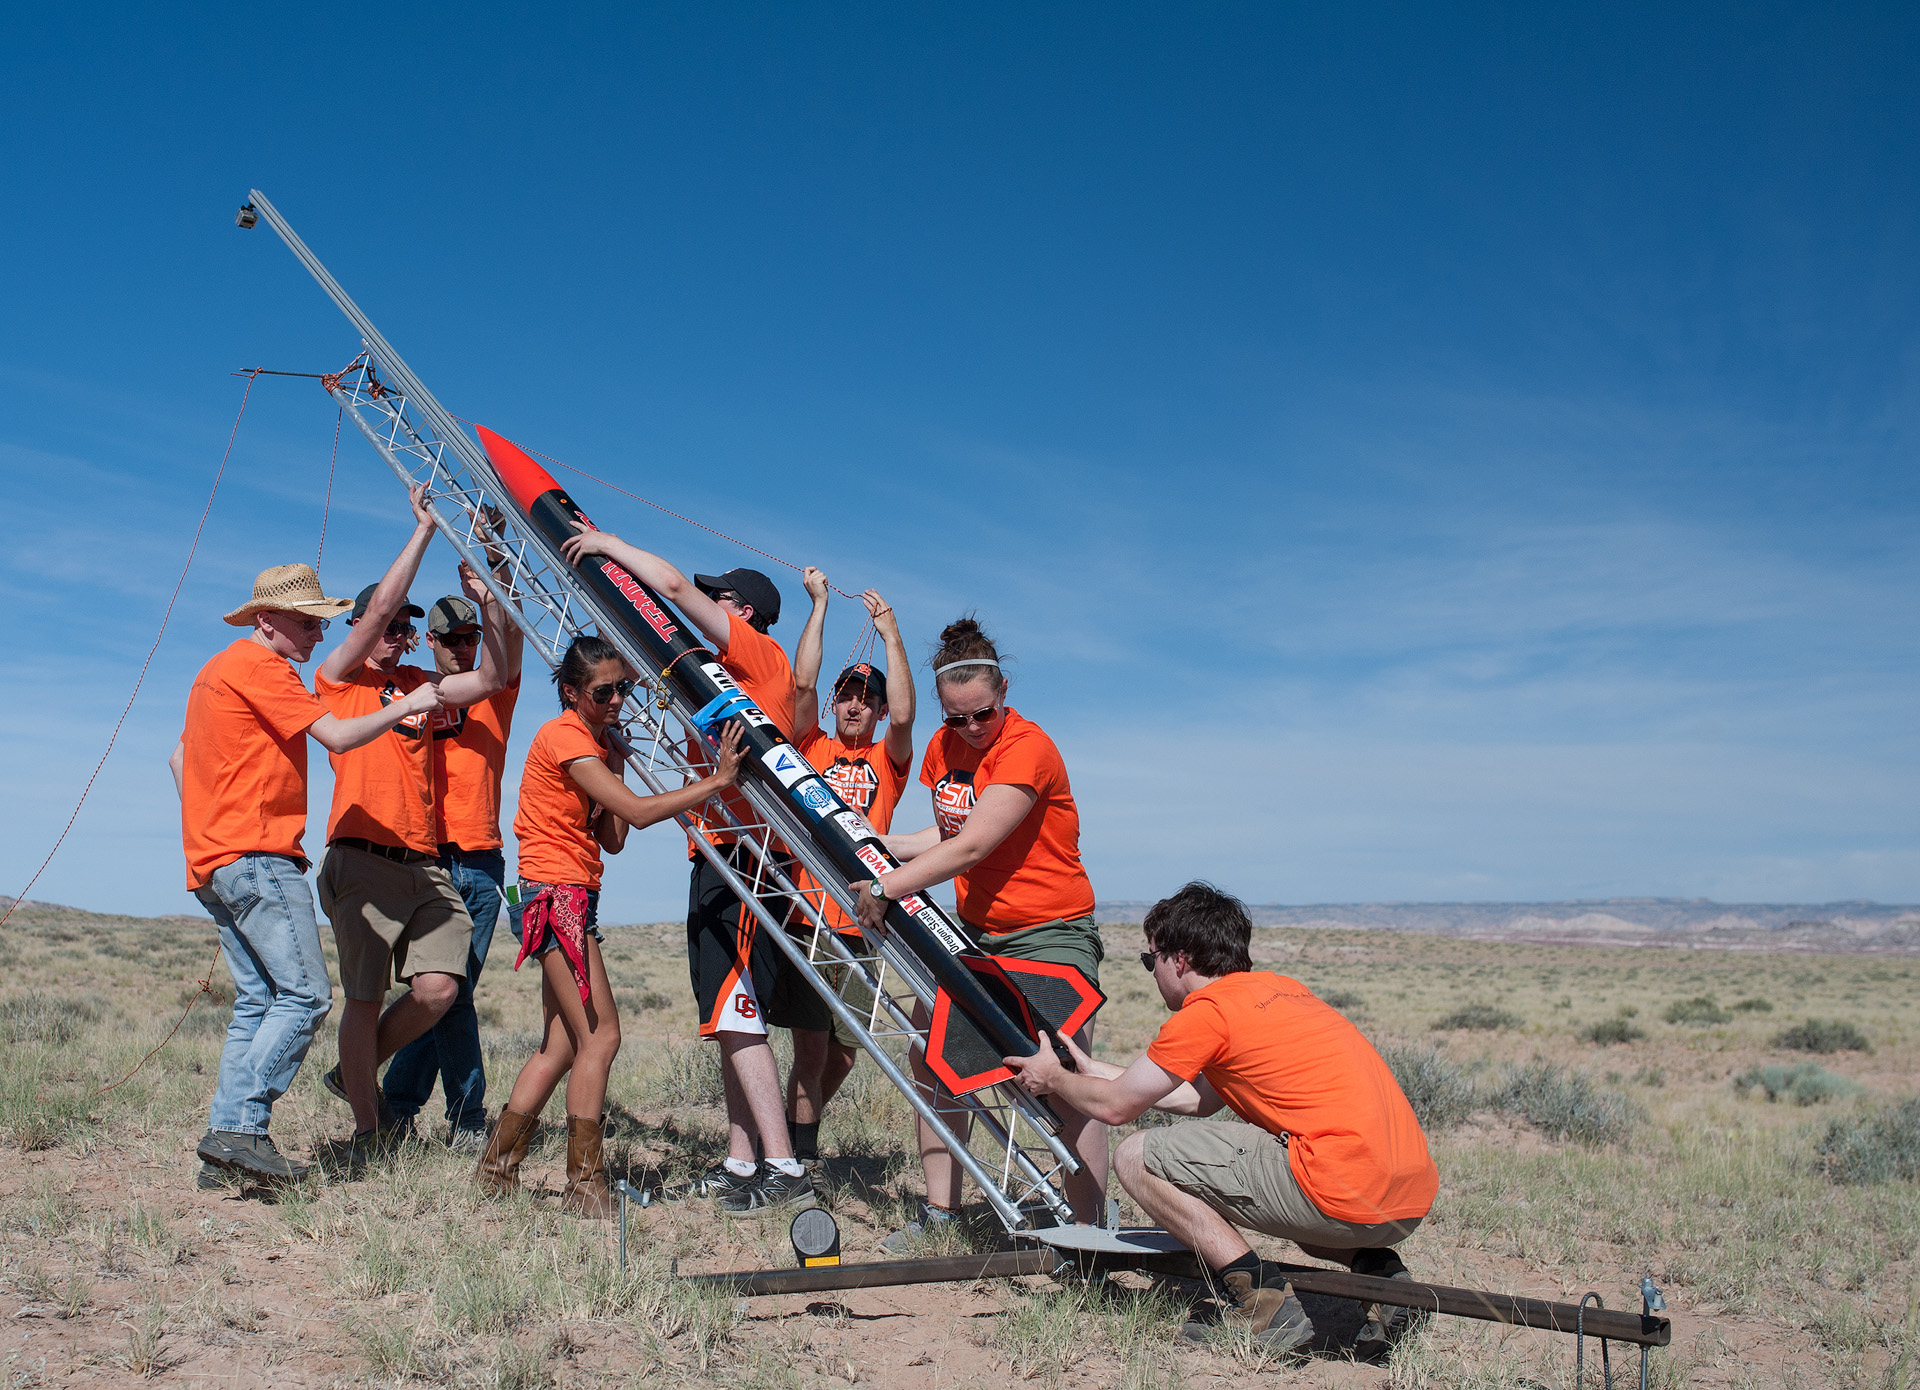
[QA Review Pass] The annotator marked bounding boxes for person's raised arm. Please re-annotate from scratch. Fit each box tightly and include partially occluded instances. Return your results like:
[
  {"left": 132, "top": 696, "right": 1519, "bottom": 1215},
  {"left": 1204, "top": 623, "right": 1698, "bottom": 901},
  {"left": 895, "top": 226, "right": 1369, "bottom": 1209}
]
[
  {"left": 306, "top": 684, "right": 445, "bottom": 753},
  {"left": 559, "top": 526, "right": 734, "bottom": 652},
  {"left": 320, "top": 483, "right": 436, "bottom": 684},
  {"left": 1002, "top": 1033, "right": 1185, "bottom": 1125},
  {"left": 853, "top": 782, "right": 1036, "bottom": 928},
  {"left": 868, "top": 591, "right": 915, "bottom": 767},
  {"left": 564, "top": 721, "right": 747, "bottom": 833},
  {"left": 791, "top": 567, "right": 829, "bottom": 735},
  {"left": 434, "top": 563, "right": 508, "bottom": 706},
  {"left": 472, "top": 511, "right": 526, "bottom": 683}
]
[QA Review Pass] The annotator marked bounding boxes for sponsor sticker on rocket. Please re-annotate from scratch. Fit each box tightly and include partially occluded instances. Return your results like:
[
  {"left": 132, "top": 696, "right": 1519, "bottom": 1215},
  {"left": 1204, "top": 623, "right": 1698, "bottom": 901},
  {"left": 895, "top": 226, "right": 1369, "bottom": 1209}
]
[
  {"left": 700, "top": 663, "right": 741, "bottom": 694},
  {"left": 853, "top": 843, "right": 889, "bottom": 875},
  {"left": 598, "top": 561, "right": 680, "bottom": 641},
  {"left": 793, "top": 778, "right": 837, "bottom": 819},
  {"left": 832, "top": 810, "right": 876, "bottom": 842},
  {"left": 761, "top": 745, "right": 812, "bottom": 788}
]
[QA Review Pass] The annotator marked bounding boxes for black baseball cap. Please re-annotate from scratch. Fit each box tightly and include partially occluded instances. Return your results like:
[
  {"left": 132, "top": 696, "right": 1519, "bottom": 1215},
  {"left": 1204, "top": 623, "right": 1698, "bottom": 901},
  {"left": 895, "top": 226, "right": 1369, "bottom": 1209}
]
[
  {"left": 351, "top": 584, "right": 426, "bottom": 622},
  {"left": 834, "top": 663, "right": 886, "bottom": 701},
  {"left": 694, "top": 567, "right": 782, "bottom": 626}
]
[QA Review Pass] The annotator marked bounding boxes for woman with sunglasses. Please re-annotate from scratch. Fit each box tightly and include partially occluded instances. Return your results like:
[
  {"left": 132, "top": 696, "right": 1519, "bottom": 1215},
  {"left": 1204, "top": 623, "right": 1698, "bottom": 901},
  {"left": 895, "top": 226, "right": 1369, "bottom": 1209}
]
[
  {"left": 852, "top": 616, "right": 1104, "bottom": 1234},
  {"left": 478, "top": 636, "right": 747, "bottom": 1216}
]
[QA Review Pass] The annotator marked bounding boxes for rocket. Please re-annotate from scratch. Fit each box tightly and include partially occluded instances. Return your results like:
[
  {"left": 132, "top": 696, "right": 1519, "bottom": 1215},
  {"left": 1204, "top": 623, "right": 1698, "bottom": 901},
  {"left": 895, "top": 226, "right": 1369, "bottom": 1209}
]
[{"left": 476, "top": 427, "right": 1103, "bottom": 1098}]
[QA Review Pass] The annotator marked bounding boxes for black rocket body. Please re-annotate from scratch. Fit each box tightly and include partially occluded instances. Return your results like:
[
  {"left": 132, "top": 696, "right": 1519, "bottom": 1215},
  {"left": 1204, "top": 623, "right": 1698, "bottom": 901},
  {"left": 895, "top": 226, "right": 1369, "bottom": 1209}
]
[{"left": 475, "top": 427, "right": 1094, "bottom": 1097}]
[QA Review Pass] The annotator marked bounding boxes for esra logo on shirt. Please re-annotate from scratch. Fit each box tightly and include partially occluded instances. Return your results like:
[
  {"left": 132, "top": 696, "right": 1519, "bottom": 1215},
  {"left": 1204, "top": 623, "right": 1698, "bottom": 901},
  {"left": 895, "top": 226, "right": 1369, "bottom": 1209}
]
[
  {"left": 825, "top": 756, "right": 880, "bottom": 813},
  {"left": 379, "top": 680, "right": 433, "bottom": 739},
  {"left": 932, "top": 769, "right": 974, "bottom": 838}
]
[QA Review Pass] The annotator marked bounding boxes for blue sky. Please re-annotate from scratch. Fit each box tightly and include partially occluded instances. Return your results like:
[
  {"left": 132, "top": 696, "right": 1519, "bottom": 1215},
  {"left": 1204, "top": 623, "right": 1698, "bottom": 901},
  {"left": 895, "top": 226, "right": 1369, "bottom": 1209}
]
[{"left": 2, "top": 4, "right": 1916, "bottom": 923}]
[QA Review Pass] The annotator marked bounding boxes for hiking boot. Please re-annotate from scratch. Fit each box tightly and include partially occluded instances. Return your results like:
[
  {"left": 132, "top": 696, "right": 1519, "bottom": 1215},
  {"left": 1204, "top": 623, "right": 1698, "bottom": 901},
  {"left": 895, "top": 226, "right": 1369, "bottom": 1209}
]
[
  {"left": 879, "top": 1199, "right": 956, "bottom": 1254},
  {"left": 1350, "top": 1250, "right": 1417, "bottom": 1360},
  {"left": 1180, "top": 1269, "right": 1313, "bottom": 1353},
  {"left": 322, "top": 1063, "right": 347, "bottom": 1103},
  {"left": 689, "top": 1160, "right": 761, "bottom": 1200},
  {"left": 197, "top": 1129, "right": 309, "bottom": 1183},
  {"left": 344, "top": 1123, "right": 406, "bottom": 1167},
  {"left": 720, "top": 1166, "right": 818, "bottom": 1217},
  {"left": 474, "top": 1109, "right": 537, "bottom": 1196}
]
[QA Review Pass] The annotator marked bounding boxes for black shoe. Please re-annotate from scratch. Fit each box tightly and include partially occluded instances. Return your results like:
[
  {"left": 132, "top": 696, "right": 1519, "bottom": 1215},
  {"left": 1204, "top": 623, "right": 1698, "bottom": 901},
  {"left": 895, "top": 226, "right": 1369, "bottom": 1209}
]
[
  {"left": 198, "top": 1129, "right": 308, "bottom": 1183},
  {"left": 195, "top": 1161, "right": 232, "bottom": 1191},
  {"left": 322, "top": 1064, "right": 347, "bottom": 1102},
  {"left": 690, "top": 1161, "right": 761, "bottom": 1199},
  {"left": 721, "top": 1167, "right": 818, "bottom": 1217},
  {"left": 323, "top": 1065, "right": 399, "bottom": 1128}
]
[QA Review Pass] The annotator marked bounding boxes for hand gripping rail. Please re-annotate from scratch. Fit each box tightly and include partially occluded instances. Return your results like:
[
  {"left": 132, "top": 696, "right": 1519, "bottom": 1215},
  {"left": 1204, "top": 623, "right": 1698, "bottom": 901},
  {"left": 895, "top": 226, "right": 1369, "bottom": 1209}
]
[{"left": 243, "top": 189, "right": 1077, "bottom": 1232}]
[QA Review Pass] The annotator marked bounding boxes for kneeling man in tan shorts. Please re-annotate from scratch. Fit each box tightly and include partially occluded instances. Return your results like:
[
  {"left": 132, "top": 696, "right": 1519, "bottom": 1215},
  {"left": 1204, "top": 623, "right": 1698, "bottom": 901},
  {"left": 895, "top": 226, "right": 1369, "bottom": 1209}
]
[{"left": 1004, "top": 881, "right": 1437, "bottom": 1358}]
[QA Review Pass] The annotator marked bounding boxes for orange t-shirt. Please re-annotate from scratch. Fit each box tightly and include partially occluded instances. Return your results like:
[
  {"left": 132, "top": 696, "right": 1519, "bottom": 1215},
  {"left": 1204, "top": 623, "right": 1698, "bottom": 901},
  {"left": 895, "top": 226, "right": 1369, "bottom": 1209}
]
[
  {"left": 690, "top": 612, "right": 798, "bottom": 850},
  {"left": 513, "top": 710, "right": 622, "bottom": 889},
  {"left": 430, "top": 676, "right": 521, "bottom": 851},
  {"left": 1146, "top": 972, "right": 1439, "bottom": 1225},
  {"left": 316, "top": 663, "right": 436, "bottom": 855},
  {"left": 796, "top": 727, "right": 911, "bottom": 928},
  {"left": 178, "top": 640, "right": 328, "bottom": 889},
  {"left": 917, "top": 708, "right": 1095, "bottom": 932}
]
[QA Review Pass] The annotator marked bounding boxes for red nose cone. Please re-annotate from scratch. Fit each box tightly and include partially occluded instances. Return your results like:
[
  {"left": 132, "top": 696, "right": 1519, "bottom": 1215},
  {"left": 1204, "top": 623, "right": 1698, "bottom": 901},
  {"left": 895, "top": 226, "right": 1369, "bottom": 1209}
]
[{"left": 475, "top": 425, "right": 563, "bottom": 513}]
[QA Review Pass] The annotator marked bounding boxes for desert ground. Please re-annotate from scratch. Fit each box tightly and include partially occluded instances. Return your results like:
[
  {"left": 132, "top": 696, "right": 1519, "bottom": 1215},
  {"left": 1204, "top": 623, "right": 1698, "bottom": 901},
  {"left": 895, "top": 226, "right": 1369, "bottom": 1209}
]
[{"left": 0, "top": 900, "right": 1913, "bottom": 1388}]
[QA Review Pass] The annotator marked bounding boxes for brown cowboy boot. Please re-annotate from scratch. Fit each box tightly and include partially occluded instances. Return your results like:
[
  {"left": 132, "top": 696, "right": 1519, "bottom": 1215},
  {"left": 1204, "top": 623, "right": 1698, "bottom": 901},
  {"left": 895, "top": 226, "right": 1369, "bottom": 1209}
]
[
  {"left": 474, "top": 1109, "right": 536, "bottom": 1196},
  {"left": 561, "top": 1115, "right": 615, "bottom": 1219}
]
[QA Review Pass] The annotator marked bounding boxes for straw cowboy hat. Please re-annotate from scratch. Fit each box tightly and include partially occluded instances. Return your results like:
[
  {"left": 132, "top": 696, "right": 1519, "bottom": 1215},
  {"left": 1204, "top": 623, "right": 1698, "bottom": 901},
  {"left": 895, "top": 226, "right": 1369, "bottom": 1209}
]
[{"left": 223, "top": 564, "right": 355, "bottom": 626}]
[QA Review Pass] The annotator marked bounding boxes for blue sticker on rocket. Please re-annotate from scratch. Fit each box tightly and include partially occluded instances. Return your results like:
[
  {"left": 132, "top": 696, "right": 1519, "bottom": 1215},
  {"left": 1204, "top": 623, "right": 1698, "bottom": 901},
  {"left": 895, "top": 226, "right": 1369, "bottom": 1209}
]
[
  {"left": 794, "top": 778, "right": 836, "bottom": 819},
  {"left": 761, "top": 745, "right": 813, "bottom": 788}
]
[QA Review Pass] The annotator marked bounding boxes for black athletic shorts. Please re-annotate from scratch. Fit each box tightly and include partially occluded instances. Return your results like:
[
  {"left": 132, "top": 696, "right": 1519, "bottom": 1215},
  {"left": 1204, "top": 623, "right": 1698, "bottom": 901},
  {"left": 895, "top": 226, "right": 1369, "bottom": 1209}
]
[{"left": 686, "top": 845, "right": 827, "bottom": 1036}]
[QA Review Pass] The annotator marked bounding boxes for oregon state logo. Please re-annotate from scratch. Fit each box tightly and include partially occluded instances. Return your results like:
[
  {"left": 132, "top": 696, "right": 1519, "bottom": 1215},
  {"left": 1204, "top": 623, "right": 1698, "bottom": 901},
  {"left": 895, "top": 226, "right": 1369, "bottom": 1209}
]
[
  {"left": 825, "top": 756, "right": 880, "bottom": 814},
  {"left": 380, "top": 680, "right": 432, "bottom": 739},
  {"left": 932, "top": 769, "right": 974, "bottom": 839}
]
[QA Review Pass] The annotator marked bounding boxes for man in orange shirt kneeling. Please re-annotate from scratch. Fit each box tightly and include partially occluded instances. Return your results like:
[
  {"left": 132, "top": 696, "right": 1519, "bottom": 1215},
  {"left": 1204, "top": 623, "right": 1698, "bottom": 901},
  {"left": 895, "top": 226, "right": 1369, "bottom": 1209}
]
[{"left": 1004, "top": 882, "right": 1437, "bottom": 1358}]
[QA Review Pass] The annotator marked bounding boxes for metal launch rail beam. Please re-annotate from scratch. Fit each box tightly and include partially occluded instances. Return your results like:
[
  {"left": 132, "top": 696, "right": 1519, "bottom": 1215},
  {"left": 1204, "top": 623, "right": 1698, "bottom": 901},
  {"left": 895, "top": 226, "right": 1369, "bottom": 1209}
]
[{"left": 239, "top": 189, "right": 1082, "bottom": 1233}]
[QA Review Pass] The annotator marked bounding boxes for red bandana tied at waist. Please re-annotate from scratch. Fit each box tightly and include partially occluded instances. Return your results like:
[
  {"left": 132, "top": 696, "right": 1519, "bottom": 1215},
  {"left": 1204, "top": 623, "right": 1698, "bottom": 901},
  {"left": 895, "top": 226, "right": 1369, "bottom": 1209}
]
[{"left": 512, "top": 882, "right": 593, "bottom": 1004}]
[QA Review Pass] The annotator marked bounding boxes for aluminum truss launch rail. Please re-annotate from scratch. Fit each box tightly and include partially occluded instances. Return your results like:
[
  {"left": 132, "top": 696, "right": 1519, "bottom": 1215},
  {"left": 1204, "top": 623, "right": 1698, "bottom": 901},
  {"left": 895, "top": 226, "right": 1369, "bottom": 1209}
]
[{"left": 240, "top": 189, "right": 1077, "bottom": 1233}]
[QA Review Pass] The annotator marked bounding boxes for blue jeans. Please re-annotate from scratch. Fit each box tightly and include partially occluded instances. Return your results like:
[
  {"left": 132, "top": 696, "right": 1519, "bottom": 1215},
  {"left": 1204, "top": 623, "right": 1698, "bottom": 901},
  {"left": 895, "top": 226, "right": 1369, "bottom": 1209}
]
[
  {"left": 381, "top": 848, "right": 503, "bottom": 1132},
  {"left": 194, "top": 854, "right": 334, "bottom": 1136}
]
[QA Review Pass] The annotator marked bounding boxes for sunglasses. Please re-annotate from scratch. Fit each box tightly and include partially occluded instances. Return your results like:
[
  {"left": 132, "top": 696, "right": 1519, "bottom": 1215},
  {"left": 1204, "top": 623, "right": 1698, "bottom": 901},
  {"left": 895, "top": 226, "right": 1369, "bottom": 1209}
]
[
  {"left": 351, "top": 617, "right": 416, "bottom": 638},
  {"left": 942, "top": 702, "right": 1001, "bottom": 730},
  {"left": 585, "top": 679, "right": 636, "bottom": 705},
  {"left": 438, "top": 630, "right": 482, "bottom": 648},
  {"left": 277, "top": 615, "right": 329, "bottom": 634},
  {"left": 1139, "top": 950, "right": 1166, "bottom": 973}
]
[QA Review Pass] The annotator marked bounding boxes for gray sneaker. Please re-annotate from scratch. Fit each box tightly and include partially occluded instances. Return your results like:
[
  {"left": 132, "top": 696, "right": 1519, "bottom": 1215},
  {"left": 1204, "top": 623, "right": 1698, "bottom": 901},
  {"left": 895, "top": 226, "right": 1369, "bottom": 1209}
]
[
  {"left": 878, "top": 1200, "right": 957, "bottom": 1254},
  {"left": 690, "top": 1161, "right": 761, "bottom": 1199},
  {"left": 197, "top": 1129, "right": 309, "bottom": 1183},
  {"left": 447, "top": 1126, "right": 489, "bottom": 1153},
  {"left": 721, "top": 1167, "right": 818, "bottom": 1217}
]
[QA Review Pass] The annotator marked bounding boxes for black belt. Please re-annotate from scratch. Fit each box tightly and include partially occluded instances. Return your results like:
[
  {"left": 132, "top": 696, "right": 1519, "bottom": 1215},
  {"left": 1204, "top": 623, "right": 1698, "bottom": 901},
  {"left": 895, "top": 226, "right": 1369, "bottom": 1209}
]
[{"left": 332, "top": 837, "right": 435, "bottom": 865}]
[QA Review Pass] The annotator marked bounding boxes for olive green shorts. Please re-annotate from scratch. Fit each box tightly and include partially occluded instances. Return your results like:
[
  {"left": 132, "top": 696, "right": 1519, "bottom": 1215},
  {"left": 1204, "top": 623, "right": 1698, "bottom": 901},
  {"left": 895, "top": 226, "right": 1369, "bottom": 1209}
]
[
  {"left": 319, "top": 845, "right": 472, "bottom": 1002},
  {"left": 959, "top": 913, "right": 1104, "bottom": 991}
]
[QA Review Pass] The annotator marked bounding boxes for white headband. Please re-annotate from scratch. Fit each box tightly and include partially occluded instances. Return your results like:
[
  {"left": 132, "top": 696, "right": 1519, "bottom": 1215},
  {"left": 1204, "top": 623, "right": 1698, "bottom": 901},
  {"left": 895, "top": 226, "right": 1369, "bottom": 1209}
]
[{"left": 934, "top": 658, "right": 1001, "bottom": 676}]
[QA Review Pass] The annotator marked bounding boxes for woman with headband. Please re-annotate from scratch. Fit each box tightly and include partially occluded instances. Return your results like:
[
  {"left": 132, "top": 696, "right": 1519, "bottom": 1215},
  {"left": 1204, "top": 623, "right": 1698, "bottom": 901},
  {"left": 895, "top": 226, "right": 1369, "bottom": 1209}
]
[{"left": 853, "top": 616, "right": 1104, "bottom": 1238}]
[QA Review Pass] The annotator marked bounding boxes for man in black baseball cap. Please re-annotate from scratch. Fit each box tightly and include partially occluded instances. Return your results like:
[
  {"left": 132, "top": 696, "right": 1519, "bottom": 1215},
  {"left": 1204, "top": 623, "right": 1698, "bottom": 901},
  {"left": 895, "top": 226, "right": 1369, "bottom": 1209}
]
[
  {"left": 351, "top": 585, "right": 426, "bottom": 626},
  {"left": 692, "top": 568, "right": 782, "bottom": 632}
]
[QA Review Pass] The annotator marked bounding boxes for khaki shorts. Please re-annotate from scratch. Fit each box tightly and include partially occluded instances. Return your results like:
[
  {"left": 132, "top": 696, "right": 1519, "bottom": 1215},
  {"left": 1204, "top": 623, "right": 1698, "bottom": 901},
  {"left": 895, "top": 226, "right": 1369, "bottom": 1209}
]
[
  {"left": 826, "top": 953, "right": 882, "bottom": 1051},
  {"left": 1141, "top": 1119, "right": 1422, "bottom": 1251},
  {"left": 319, "top": 845, "right": 472, "bottom": 1002}
]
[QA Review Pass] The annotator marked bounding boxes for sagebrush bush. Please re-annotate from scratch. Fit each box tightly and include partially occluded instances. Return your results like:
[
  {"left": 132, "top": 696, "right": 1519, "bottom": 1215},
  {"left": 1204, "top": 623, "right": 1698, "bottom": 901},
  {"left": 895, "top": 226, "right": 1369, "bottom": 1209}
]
[
  {"left": 1318, "top": 988, "right": 1365, "bottom": 1013},
  {"left": 1378, "top": 1045, "right": 1477, "bottom": 1131},
  {"left": 1432, "top": 1002, "right": 1521, "bottom": 1032},
  {"left": 1730, "top": 997, "right": 1773, "bottom": 1013},
  {"left": 1773, "top": 1019, "right": 1871, "bottom": 1054},
  {"left": 1492, "top": 1061, "right": 1643, "bottom": 1146},
  {"left": 1580, "top": 1017, "right": 1647, "bottom": 1045},
  {"left": 1816, "top": 1097, "right": 1920, "bottom": 1184},
  {"left": 1664, "top": 995, "right": 1729, "bottom": 1025},
  {"left": 1733, "top": 1063, "right": 1858, "bottom": 1107}
]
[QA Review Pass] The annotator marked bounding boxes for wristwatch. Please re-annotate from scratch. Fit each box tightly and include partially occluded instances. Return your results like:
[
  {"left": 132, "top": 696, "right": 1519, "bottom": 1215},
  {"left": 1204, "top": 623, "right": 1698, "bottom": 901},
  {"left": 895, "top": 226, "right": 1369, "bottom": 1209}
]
[{"left": 868, "top": 878, "right": 889, "bottom": 900}]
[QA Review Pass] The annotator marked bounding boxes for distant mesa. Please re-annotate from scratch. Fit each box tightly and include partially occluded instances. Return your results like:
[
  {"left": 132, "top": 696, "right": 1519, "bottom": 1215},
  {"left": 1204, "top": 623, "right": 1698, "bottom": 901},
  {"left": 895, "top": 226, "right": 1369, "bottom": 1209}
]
[{"left": 1093, "top": 898, "right": 1920, "bottom": 955}]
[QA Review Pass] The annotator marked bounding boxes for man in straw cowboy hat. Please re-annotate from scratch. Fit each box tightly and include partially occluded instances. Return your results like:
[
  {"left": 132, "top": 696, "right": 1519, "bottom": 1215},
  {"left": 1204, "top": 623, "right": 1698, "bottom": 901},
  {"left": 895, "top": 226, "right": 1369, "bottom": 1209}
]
[
  {"left": 314, "top": 485, "right": 507, "bottom": 1157},
  {"left": 172, "top": 560, "right": 448, "bottom": 1187}
]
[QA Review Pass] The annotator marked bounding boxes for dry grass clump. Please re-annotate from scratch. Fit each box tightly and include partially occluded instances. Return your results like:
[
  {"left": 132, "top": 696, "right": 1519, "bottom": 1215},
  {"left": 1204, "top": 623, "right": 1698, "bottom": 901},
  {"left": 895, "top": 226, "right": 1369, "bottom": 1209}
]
[
  {"left": 1815, "top": 1097, "right": 1920, "bottom": 1185},
  {"left": 1379, "top": 1045, "right": 1478, "bottom": 1131},
  {"left": 1580, "top": 1015, "right": 1648, "bottom": 1045},
  {"left": 1663, "top": 994, "right": 1729, "bottom": 1025},
  {"left": 0, "top": 992, "right": 103, "bottom": 1045},
  {"left": 1489, "top": 1061, "right": 1644, "bottom": 1147},
  {"left": 1774, "top": 1017, "right": 1872, "bottom": 1053}
]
